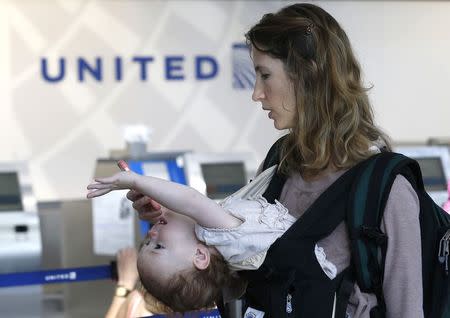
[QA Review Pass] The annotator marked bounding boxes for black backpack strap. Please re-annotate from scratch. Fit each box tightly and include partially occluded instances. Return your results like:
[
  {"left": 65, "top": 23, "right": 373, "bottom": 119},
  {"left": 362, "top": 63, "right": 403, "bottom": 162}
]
[
  {"left": 334, "top": 269, "right": 355, "bottom": 318},
  {"left": 261, "top": 135, "right": 288, "bottom": 204},
  {"left": 347, "top": 152, "right": 422, "bottom": 317}
]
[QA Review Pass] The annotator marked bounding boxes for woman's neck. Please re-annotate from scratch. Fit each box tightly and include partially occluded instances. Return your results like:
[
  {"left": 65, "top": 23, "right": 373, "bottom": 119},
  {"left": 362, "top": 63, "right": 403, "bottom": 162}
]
[{"left": 301, "top": 164, "right": 338, "bottom": 182}]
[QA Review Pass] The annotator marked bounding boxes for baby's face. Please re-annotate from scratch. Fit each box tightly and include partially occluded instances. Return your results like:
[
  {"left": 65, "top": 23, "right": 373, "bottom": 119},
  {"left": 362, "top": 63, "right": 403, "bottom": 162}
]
[{"left": 137, "top": 210, "right": 200, "bottom": 284}]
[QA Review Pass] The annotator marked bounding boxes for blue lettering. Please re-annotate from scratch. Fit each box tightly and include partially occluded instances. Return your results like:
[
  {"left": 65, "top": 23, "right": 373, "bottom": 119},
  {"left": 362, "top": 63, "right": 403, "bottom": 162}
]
[
  {"left": 195, "top": 55, "right": 218, "bottom": 80},
  {"left": 78, "top": 57, "right": 102, "bottom": 81},
  {"left": 42, "top": 55, "right": 221, "bottom": 83},
  {"left": 165, "top": 56, "right": 185, "bottom": 80},
  {"left": 115, "top": 57, "right": 122, "bottom": 81},
  {"left": 132, "top": 56, "right": 154, "bottom": 80},
  {"left": 41, "top": 58, "right": 65, "bottom": 83}
]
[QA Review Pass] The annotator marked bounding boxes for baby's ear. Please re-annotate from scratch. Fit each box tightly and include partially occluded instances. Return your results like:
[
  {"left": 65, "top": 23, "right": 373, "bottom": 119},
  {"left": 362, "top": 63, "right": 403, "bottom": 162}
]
[{"left": 193, "top": 244, "right": 211, "bottom": 270}]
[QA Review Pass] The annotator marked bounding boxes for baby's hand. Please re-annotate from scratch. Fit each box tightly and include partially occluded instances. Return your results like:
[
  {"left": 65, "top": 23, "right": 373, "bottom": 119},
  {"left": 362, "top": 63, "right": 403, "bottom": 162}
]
[{"left": 86, "top": 171, "right": 138, "bottom": 199}]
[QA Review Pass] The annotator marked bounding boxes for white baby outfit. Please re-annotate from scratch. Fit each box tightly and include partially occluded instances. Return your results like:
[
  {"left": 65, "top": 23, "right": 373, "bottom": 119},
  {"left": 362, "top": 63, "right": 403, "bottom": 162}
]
[{"left": 195, "top": 166, "right": 337, "bottom": 279}]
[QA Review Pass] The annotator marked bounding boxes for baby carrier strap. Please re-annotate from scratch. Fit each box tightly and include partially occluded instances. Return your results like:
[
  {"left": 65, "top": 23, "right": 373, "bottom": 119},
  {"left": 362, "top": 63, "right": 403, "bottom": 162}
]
[
  {"left": 261, "top": 135, "right": 288, "bottom": 204},
  {"left": 260, "top": 135, "right": 370, "bottom": 238},
  {"left": 242, "top": 138, "right": 376, "bottom": 317}
]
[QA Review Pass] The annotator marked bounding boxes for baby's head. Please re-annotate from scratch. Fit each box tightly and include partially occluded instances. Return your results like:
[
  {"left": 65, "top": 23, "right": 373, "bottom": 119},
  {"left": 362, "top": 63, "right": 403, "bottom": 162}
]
[{"left": 136, "top": 209, "right": 241, "bottom": 313}]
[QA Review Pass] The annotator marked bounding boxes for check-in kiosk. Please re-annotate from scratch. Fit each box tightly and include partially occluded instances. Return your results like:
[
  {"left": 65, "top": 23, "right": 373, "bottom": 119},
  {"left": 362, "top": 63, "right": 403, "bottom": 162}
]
[
  {"left": 395, "top": 146, "right": 450, "bottom": 207},
  {"left": 183, "top": 152, "right": 257, "bottom": 201},
  {"left": 0, "top": 162, "right": 42, "bottom": 273},
  {"left": 0, "top": 162, "right": 42, "bottom": 317},
  {"left": 427, "top": 137, "right": 450, "bottom": 147}
]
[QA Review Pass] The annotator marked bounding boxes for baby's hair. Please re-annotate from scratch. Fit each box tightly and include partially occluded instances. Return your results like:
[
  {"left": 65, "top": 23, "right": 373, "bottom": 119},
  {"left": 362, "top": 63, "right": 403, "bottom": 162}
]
[
  {"left": 139, "top": 252, "right": 243, "bottom": 313},
  {"left": 138, "top": 282, "right": 173, "bottom": 314}
]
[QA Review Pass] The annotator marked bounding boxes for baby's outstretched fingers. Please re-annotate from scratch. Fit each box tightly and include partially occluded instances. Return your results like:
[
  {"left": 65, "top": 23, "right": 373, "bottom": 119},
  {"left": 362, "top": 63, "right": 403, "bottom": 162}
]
[
  {"left": 86, "top": 188, "right": 112, "bottom": 198},
  {"left": 94, "top": 176, "right": 116, "bottom": 184},
  {"left": 86, "top": 171, "right": 137, "bottom": 200},
  {"left": 87, "top": 182, "right": 113, "bottom": 190}
]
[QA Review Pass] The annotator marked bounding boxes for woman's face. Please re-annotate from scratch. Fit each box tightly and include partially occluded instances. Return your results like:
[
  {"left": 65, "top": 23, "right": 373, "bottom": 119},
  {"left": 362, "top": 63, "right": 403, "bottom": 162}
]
[{"left": 251, "top": 46, "right": 296, "bottom": 130}]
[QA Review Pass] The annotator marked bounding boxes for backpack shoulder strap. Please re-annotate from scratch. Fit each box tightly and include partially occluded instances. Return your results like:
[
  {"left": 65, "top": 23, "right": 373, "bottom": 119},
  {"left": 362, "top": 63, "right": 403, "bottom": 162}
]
[
  {"left": 347, "top": 152, "right": 422, "bottom": 316},
  {"left": 261, "top": 135, "right": 288, "bottom": 204}
]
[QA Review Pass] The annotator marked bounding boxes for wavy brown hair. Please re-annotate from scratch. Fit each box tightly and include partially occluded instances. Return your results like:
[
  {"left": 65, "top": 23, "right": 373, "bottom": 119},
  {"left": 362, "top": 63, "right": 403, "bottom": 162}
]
[
  {"left": 138, "top": 252, "right": 243, "bottom": 314},
  {"left": 246, "top": 3, "right": 391, "bottom": 178}
]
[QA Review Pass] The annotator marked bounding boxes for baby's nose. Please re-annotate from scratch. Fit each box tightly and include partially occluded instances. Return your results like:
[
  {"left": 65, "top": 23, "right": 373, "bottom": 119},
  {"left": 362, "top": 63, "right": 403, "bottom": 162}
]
[{"left": 148, "top": 228, "right": 158, "bottom": 238}]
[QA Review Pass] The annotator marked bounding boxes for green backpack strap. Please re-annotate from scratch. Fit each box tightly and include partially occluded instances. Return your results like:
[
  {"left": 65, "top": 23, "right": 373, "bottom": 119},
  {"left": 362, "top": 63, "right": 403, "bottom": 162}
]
[{"left": 347, "top": 152, "right": 417, "bottom": 317}]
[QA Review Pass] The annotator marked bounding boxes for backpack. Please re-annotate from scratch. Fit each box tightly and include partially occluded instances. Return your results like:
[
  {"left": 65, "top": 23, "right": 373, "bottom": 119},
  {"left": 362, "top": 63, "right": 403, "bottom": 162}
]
[{"left": 260, "top": 136, "right": 450, "bottom": 318}]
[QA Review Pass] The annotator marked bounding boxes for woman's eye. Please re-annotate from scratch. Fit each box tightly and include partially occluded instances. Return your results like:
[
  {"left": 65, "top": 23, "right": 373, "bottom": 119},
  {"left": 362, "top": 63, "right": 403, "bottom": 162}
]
[
  {"left": 155, "top": 243, "right": 164, "bottom": 249},
  {"left": 261, "top": 73, "right": 270, "bottom": 80}
]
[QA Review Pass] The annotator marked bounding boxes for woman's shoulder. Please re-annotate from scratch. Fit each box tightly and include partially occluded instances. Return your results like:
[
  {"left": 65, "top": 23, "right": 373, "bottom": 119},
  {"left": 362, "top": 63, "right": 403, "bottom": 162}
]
[
  {"left": 388, "top": 174, "right": 419, "bottom": 208},
  {"left": 381, "top": 174, "right": 420, "bottom": 232}
]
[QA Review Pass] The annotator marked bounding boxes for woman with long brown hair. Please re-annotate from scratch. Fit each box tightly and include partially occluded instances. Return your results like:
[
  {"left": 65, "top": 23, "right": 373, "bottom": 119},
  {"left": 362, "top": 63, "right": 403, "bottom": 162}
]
[{"left": 239, "top": 3, "right": 422, "bottom": 318}]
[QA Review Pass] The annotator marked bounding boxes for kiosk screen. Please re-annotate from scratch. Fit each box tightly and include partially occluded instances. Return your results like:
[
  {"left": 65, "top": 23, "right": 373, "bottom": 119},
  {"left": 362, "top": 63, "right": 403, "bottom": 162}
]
[
  {"left": 416, "top": 157, "right": 447, "bottom": 192},
  {"left": 201, "top": 162, "right": 246, "bottom": 200},
  {"left": 0, "top": 172, "right": 23, "bottom": 212}
]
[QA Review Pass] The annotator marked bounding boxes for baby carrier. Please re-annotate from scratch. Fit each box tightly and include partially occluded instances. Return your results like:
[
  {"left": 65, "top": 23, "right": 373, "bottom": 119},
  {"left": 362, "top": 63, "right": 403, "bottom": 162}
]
[{"left": 237, "top": 137, "right": 450, "bottom": 318}]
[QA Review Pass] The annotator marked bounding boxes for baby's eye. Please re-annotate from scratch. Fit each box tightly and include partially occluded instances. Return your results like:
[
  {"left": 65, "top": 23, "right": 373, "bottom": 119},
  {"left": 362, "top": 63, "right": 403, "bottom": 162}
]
[
  {"left": 155, "top": 243, "right": 164, "bottom": 249},
  {"left": 158, "top": 218, "right": 167, "bottom": 225}
]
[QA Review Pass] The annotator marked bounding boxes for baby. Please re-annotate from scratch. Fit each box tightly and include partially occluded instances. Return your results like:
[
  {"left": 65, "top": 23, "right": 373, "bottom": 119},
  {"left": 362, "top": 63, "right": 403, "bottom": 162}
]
[{"left": 86, "top": 162, "right": 336, "bottom": 313}]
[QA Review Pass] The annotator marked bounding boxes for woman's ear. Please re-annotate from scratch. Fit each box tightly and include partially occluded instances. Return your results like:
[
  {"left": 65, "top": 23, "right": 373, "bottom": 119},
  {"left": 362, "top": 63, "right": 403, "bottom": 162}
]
[{"left": 193, "top": 244, "right": 211, "bottom": 270}]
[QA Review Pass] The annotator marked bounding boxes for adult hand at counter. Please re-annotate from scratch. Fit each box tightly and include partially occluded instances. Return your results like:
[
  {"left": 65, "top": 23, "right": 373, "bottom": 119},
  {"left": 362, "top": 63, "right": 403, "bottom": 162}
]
[
  {"left": 116, "top": 247, "right": 139, "bottom": 290},
  {"left": 126, "top": 189, "right": 164, "bottom": 223}
]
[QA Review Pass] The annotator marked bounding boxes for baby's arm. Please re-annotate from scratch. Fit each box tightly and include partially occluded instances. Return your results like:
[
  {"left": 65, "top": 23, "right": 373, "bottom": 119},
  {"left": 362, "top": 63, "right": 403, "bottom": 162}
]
[{"left": 87, "top": 171, "right": 241, "bottom": 229}]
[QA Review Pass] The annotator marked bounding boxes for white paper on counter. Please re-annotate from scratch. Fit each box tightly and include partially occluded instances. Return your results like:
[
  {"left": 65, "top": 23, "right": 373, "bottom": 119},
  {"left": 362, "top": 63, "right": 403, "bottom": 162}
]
[
  {"left": 142, "top": 161, "right": 170, "bottom": 180},
  {"left": 92, "top": 190, "right": 134, "bottom": 255}
]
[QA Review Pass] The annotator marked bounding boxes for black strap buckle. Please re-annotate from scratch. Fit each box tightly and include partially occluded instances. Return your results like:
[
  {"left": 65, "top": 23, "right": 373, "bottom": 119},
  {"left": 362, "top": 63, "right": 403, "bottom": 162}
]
[{"left": 360, "top": 226, "right": 387, "bottom": 246}]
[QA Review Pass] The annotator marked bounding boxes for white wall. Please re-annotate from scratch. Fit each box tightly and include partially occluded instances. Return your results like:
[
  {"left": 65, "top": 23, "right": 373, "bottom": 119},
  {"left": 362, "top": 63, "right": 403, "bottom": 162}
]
[{"left": 0, "top": 0, "right": 449, "bottom": 200}]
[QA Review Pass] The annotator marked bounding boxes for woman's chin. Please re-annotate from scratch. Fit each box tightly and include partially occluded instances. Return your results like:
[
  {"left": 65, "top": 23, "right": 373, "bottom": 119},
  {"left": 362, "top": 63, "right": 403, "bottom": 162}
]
[{"left": 273, "top": 121, "right": 284, "bottom": 130}]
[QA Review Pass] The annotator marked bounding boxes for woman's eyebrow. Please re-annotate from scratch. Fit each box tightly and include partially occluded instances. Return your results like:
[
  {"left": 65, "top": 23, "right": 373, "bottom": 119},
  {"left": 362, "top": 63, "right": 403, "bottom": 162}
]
[{"left": 255, "top": 65, "right": 267, "bottom": 73}]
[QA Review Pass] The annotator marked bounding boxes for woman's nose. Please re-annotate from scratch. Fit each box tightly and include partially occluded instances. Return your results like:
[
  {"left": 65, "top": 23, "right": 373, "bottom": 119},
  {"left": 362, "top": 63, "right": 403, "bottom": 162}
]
[{"left": 252, "top": 84, "right": 265, "bottom": 102}]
